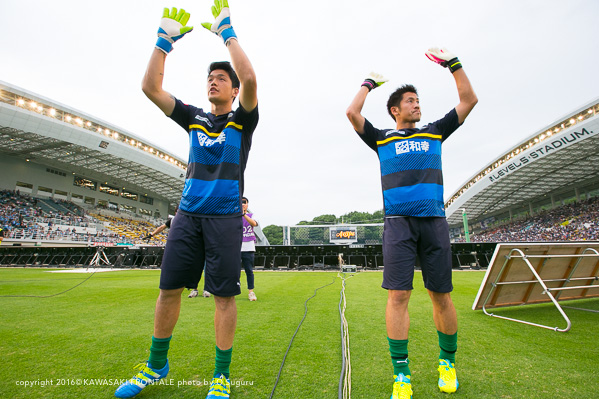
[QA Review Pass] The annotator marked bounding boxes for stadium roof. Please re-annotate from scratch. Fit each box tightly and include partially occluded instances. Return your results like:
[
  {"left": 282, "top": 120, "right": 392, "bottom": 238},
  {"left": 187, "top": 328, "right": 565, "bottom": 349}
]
[
  {"left": 445, "top": 97, "right": 599, "bottom": 226},
  {"left": 0, "top": 81, "right": 186, "bottom": 207}
]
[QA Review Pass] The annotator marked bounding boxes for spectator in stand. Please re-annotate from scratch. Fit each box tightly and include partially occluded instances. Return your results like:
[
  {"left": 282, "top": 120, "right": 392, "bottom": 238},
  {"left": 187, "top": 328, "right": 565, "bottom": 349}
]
[
  {"left": 144, "top": 205, "right": 178, "bottom": 242},
  {"left": 463, "top": 196, "right": 599, "bottom": 243}
]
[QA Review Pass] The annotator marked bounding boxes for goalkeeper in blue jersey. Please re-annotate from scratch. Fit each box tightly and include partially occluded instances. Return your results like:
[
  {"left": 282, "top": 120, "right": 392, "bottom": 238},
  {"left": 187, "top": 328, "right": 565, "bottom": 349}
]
[
  {"left": 346, "top": 48, "right": 477, "bottom": 398},
  {"left": 115, "top": 2, "right": 258, "bottom": 399}
]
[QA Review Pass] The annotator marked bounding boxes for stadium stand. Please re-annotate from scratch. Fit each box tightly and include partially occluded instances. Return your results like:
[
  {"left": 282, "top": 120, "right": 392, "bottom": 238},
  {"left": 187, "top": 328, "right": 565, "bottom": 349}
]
[
  {"left": 89, "top": 212, "right": 167, "bottom": 245},
  {"left": 0, "top": 80, "right": 184, "bottom": 220},
  {"left": 445, "top": 97, "right": 599, "bottom": 235},
  {"left": 0, "top": 189, "right": 164, "bottom": 245},
  {"left": 456, "top": 196, "right": 599, "bottom": 243}
]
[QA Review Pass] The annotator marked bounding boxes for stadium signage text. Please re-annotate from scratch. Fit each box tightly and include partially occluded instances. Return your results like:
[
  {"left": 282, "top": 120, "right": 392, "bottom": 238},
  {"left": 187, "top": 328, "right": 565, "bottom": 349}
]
[
  {"left": 336, "top": 230, "right": 356, "bottom": 239},
  {"left": 488, "top": 128, "right": 596, "bottom": 183},
  {"left": 330, "top": 227, "right": 358, "bottom": 244}
]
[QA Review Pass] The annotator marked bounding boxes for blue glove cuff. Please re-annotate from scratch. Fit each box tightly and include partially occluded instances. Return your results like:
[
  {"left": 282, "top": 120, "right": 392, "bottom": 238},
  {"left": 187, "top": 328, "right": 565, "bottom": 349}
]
[
  {"left": 220, "top": 26, "right": 237, "bottom": 44},
  {"left": 156, "top": 37, "right": 173, "bottom": 54}
]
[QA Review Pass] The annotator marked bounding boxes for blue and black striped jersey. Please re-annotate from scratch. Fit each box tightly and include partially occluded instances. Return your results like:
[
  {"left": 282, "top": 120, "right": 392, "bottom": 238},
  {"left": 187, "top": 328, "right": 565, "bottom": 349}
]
[
  {"left": 170, "top": 99, "right": 259, "bottom": 217},
  {"left": 358, "top": 109, "right": 460, "bottom": 217}
]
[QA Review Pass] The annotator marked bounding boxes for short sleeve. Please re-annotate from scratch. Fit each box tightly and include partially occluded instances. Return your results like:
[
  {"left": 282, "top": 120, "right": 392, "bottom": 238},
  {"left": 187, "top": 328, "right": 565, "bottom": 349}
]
[
  {"left": 233, "top": 104, "right": 259, "bottom": 135},
  {"left": 433, "top": 109, "right": 461, "bottom": 142},
  {"left": 169, "top": 98, "right": 202, "bottom": 133},
  {"left": 358, "top": 119, "right": 381, "bottom": 152}
]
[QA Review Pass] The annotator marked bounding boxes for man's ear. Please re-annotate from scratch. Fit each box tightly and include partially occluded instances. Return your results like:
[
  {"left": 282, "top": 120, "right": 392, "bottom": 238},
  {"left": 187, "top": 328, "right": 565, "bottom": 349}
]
[
  {"left": 390, "top": 106, "right": 400, "bottom": 119},
  {"left": 232, "top": 87, "right": 240, "bottom": 99}
]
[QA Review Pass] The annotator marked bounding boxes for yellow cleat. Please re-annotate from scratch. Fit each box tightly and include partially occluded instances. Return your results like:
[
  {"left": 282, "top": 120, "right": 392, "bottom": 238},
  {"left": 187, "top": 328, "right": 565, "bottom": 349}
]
[
  {"left": 391, "top": 373, "right": 412, "bottom": 399},
  {"left": 438, "top": 359, "right": 459, "bottom": 393},
  {"left": 206, "top": 374, "right": 230, "bottom": 399}
]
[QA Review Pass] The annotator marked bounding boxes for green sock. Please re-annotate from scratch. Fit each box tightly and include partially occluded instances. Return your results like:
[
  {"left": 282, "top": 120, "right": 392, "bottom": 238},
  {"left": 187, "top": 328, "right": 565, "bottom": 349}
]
[
  {"left": 149, "top": 336, "right": 171, "bottom": 370},
  {"left": 214, "top": 346, "right": 233, "bottom": 379},
  {"left": 438, "top": 331, "right": 458, "bottom": 364},
  {"left": 388, "top": 337, "right": 410, "bottom": 377}
]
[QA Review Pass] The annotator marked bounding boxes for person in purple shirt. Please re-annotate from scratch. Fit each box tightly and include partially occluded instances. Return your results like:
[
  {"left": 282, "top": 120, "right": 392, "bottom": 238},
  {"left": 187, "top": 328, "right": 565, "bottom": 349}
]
[{"left": 241, "top": 197, "right": 258, "bottom": 301}]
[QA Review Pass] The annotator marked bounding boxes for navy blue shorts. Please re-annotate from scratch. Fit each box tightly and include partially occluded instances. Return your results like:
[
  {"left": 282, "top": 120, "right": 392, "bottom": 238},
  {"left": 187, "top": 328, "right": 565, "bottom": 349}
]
[
  {"left": 159, "top": 212, "right": 242, "bottom": 297},
  {"left": 240, "top": 251, "right": 255, "bottom": 290},
  {"left": 382, "top": 217, "right": 453, "bottom": 293}
]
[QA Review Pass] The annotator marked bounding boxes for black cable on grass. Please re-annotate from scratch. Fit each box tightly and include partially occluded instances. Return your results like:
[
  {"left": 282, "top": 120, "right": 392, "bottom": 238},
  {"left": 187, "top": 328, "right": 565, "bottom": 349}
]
[
  {"left": 269, "top": 276, "right": 337, "bottom": 399},
  {"left": 0, "top": 269, "right": 97, "bottom": 298}
]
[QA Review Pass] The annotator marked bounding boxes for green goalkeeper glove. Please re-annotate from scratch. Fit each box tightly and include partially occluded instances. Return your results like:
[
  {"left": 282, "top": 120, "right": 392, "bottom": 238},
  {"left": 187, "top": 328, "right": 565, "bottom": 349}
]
[
  {"left": 362, "top": 72, "right": 388, "bottom": 91},
  {"left": 201, "top": 0, "right": 237, "bottom": 45},
  {"left": 155, "top": 7, "right": 193, "bottom": 54},
  {"left": 425, "top": 47, "right": 462, "bottom": 73}
]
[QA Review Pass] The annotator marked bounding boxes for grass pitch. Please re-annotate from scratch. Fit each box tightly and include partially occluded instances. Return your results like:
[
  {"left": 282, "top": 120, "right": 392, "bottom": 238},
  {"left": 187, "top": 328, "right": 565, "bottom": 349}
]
[{"left": 1, "top": 268, "right": 597, "bottom": 398}]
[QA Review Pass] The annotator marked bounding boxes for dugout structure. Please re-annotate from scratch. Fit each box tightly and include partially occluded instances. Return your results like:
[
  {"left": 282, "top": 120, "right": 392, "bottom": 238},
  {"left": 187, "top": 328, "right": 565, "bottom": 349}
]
[
  {"left": 0, "top": 241, "right": 495, "bottom": 270},
  {"left": 473, "top": 242, "right": 599, "bottom": 332},
  {"left": 0, "top": 244, "right": 162, "bottom": 268}
]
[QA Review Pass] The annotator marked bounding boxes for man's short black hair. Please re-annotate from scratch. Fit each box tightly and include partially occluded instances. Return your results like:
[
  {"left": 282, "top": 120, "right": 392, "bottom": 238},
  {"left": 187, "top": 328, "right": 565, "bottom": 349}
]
[
  {"left": 387, "top": 84, "right": 418, "bottom": 121},
  {"left": 208, "top": 61, "right": 240, "bottom": 89}
]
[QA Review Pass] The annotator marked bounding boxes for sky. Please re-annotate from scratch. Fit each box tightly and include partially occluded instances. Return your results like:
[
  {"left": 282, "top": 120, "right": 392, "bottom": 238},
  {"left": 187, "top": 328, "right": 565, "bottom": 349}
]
[{"left": 1, "top": 0, "right": 598, "bottom": 227}]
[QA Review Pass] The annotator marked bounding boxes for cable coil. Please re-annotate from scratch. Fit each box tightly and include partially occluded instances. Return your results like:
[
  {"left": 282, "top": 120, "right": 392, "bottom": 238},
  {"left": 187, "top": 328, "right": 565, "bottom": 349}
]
[{"left": 270, "top": 272, "right": 355, "bottom": 399}]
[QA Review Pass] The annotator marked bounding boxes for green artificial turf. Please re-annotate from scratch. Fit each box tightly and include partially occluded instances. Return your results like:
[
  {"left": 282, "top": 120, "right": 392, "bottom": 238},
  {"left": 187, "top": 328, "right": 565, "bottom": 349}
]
[{"left": 1, "top": 268, "right": 597, "bottom": 398}]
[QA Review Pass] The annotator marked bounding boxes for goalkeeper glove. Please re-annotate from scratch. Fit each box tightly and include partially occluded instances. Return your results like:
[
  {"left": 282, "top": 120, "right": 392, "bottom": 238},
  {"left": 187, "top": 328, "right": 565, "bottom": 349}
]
[
  {"left": 201, "top": 0, "right": 237, "bottom": 45},
  {"left": 362, "top": 72, "right": 389, "bottom": 91},
  {"left": 155, "top": 7, "right": 193, "bottom": 54},
  {"left": 143, "top": 233, "right": 153, "bottom": 241},
  {"left": 425, "top": 47, "right": 462, "bottom": 73}
]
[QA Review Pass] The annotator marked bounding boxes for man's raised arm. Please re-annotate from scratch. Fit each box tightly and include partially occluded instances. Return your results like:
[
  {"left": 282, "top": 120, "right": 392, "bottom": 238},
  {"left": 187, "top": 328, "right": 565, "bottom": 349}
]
[
  {"left": 346, "top": 72, "right": 389, "bottom": 134},
  {"left": 142, "top": 7, "right": 193, "bottom": 116},
  {"left": 201, "top": 0, "right": 257, "bottom": 112},
  {"left": 425, "top": 47, "right": 478, "bottom": 124}
]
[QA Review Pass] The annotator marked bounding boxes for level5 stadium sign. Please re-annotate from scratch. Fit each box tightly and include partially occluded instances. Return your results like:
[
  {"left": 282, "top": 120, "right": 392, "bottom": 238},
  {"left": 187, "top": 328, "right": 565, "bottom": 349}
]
[
  {"left": 330, "top": 227, "right": 358, "bottom": 244},
  {"left": 488, "top": 128, "right": 596, "bottom": 183}
]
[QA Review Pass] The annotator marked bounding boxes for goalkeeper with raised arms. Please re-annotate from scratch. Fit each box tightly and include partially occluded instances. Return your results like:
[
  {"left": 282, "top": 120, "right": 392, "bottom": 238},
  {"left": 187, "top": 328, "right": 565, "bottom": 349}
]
[
  {"left": 346, "top": 48, "right": 477, "bottom": 398},
  {"left": 115, "top": 1, "right": 258, "bottom": 398}
]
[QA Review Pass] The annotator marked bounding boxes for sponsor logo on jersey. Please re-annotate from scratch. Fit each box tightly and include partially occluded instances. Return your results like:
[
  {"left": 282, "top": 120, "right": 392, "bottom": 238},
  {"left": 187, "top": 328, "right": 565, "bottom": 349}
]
[
  {"left": 395, "top": 140, "right": 430, "bottom": 154},
  {"left": 194, "top": 115, "right": 213, "bottom": 127},
  {"left": 197, "top": 132, "right": 226, "bottom": 147}
]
